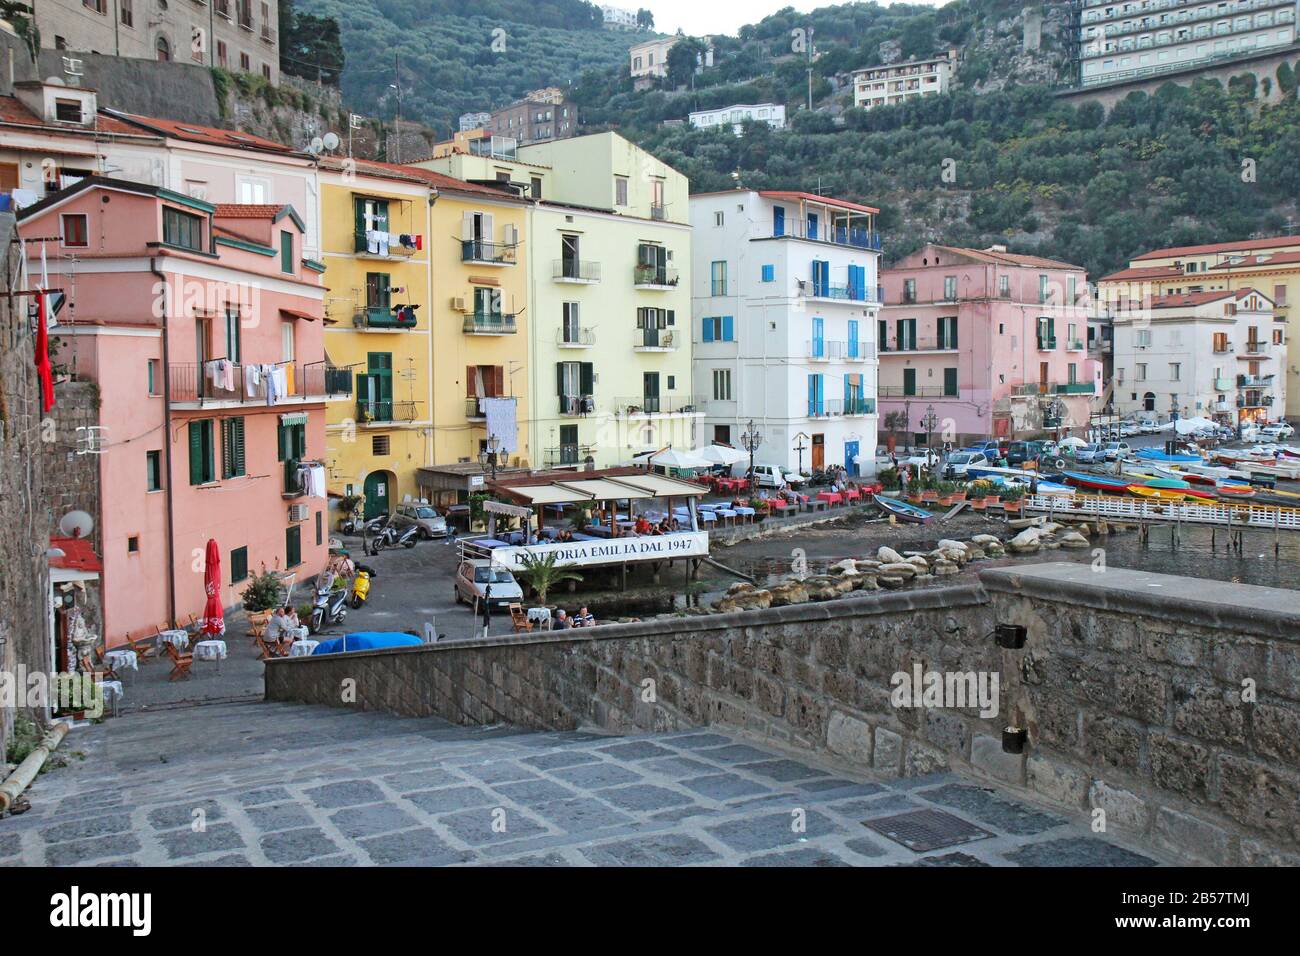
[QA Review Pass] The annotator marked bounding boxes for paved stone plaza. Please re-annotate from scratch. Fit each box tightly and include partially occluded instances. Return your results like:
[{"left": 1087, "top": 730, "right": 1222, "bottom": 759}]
[{"left": 1, "top": 701, "right": 1169, "bottom": 866}]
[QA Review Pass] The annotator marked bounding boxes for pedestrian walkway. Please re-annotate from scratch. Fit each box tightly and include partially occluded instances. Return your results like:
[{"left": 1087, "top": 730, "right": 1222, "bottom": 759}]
[{"left": 1, "top": 701, "right": 1169, "bottom": 866}]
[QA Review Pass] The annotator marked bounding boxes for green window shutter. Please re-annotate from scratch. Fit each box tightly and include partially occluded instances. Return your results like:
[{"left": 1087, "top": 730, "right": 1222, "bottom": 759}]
[
  {"left": 277, "top": 420, "right": 286, "bottom": 462},
  {"left": 580, "top": 362, "right": 594, "bottom": 395},
  {"left": 280, "top": 231, "right": 293, "bottom": 273},
  {"left": 227, "top": 417, "right": 246, "bottom": 477},
  {"left": 285, "top": 526, "right": 301, "bottom": 568},
  {"left": 556, "top": 363, "right": 565, "bottom": 397},
  {"left": 354, "top": 199, "right": 367, "bottom": 252},
  {"left": 294, "top": 422, "right": 307, "bottom": 459},
  {"left": 230, "top": 546, "right": 248, "bottom": 583},
  {"left": 189, "top": 421, "right": 204, "bottom": 485}
]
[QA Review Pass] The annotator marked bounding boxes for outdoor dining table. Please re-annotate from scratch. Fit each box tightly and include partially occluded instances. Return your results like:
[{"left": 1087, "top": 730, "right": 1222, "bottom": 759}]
[
  {"left": 843, "top": 487, "right": 862, "bottom": 503},
  {"left": 288, "top": 640, "right": 320, "bottom": 658},
  {"left": 97, "top": 679, "right": 123, "bottom": 718},
  {"left": 805, "top": 498, "right": 829, "bottom": 512},
  {"left": 103, "top": 649, "right": 138, "bottom": 674},
  {"left": 817, "top": 491, "right": 844, "bottom": 506},
  {"left": 732, "top": 505, "right": 756, "bottom": 521},
  {"left": 527, "top": 607, "right": 552, "bottom": 630},
  {"left": 193, "top": 639, "right": 228, "bottom": 674},
  {"left": 157, "top": 628, "right": 189, "bottom": 650}
]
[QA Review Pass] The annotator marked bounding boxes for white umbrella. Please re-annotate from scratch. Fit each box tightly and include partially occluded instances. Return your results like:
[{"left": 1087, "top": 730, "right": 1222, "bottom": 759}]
[
  {"left": 1059, "top": 436, "right": 1087, "bottom": 448},
  {"left": 649, "top": 448, "right": 712, "bottom": 469},
  {"left": 690, "top": 444, "right": 747, "bottom": 466}
]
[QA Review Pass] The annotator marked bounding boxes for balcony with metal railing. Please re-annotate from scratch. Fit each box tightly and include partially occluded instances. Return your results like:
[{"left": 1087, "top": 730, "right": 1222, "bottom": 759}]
[
  {"left": 1036, "top": 334, "right": 1058, "bottom": 350},
  {"left": 844, "top": 397, "right": 876, "bottom": 416},
  {"left": 1237, "top": 374, "right": 1275, "bottom": 388},
  {"left": 463, "top": 313, "right": 518, "bottom": 335},
  {"left": 558, "top": 394, "right": 595, "bottom": 416},
  {"left": 324, "top": 367, "right": 352, "bottom": 396},
  {"left": 556, "top": 328, "right": 595, "bottom": 348},
  {"left": 807, "top": 340, "right": 846, "bottom": 361},
  {"left": 878, "top": 335, "right": 959, "bottom": 354},
  {"left": 878, "top": 385, "right": 960, "bottom": 398},
  {"left": 633, "top": 264, "right": 679, "bottom": 289},
  {"left": 358, "top": 399, "right": 420, "bottom": 424},
  {"left": 1240, "top": 342, "right": 1270, "bottom": 355},
  {"left": 170, "top": 362, "right": 329, "bottom": 407},
  {"left": 461, "top": 239, "right": 518, "bottom": 265},
  {"left": 633, "top": 328, "right": 678, "bottom": 351},
  {"left": 554, "top": 259, "right": 601, "bottom": 283},
  {"left": 1215, "top": 377, "right": 1235, "bottom": 390},
  {"left": 615, "top": 396, "right": 702, "bottom": 416},
  {"left": 761, "top": 216, "right": 883, "bottom": 251},
  {"left": 544, "top": 443, "right": 595, "bottom": 467},
  {"left": 464, "top": 396, "right": 509, "bottom": 420}
]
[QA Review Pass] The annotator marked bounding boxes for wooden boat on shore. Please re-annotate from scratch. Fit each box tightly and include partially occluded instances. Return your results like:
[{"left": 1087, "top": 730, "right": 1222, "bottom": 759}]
[
  {"left": 873, "top": 494, "right": 934, "bottom": 524},
  {"left": 1128, "top": 486, "right": 1193, "bottom": 502},
  {"left": 1062, "top": 471, "right": 1133, "bottom": 493}
]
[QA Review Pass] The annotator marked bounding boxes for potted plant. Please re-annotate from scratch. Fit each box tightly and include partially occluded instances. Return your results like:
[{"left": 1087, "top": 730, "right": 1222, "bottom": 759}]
[
  {"left": 241, "top": 571, "right": 284, "bottom": 626},
  {"left": 515, "top": 552, "right": 584, "bottom": 607},
  {"left": 920, "top": 478, "right": 939, "bottom": 503},
  {"left": 936, "top": 481, "right": 956, "bottom": 506},
  {"left": 1001, "top": 486, "right": 1026, "bottom": 513}
]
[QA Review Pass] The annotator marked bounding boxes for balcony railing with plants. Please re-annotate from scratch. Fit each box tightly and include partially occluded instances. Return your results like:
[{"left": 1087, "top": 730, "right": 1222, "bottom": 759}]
[
  {"left": 553, "top": 259, "right": 601, "bottom": 282},
  {"left": 463, "top": 313, "right": 518, "bottom": 335},
  {"left": 633, "top": 328, "right": 678, "bottom": 350},
  {"left": 1237, "top": 374, "right": 1274, "bottom": 388},
  {"left": 559, "top": 394, "right": 595, "bottom": 416},
  {"left": 633, "top": 265, "right": 679, "bottom": 287},
  {"left": 844, "top": 397, "right": 876, "bottom": 416},
  {"left": 615, "top": 396, "right": 701, "bottom": 415},
  {"left": 357, "top": 399, "right": 419, "bottom": 423},
  {"left": 357, "top": 304, "right": 418, "bottom": 329},
  {"left": 544, "top": 443, "right": 595, "bottom": 467},
  {"left": 169, "top": 362, "right": 328, "bottom": 405},
  {"left": 461, "top": 239, "right": 518, "bottom": 265}
]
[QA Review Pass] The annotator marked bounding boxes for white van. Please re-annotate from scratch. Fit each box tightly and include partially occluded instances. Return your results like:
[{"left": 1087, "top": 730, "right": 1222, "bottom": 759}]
[{"left": 750, "top": 464, "right": 806, "bottom": 489}]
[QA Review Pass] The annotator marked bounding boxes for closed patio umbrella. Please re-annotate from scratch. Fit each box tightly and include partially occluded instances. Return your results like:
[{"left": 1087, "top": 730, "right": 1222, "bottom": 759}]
[{"left": 201, "top": 538, "right": 225, "bottom": 637}]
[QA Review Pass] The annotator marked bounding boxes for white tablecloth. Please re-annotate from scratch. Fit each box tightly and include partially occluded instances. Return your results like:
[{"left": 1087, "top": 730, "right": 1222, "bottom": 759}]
[
  {"left": 526, "top": 607, "right": 552, "bottom": 629},
  {"left": 193, "top": 640, "right": 227, "bottom": 661},
  {"left": 157, "top": 629, "right": 189, "bottom": 649},
  {"left": 103, "top": 649, "right": 138, "bottom": 672},
  {"left": 289, "top": 640, "right": 319, "bottom": 657}
]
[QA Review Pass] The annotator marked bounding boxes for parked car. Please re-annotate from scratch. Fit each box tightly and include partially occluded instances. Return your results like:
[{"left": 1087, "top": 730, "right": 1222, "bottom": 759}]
[
  {"left": 1006, "top": 441, "right": 1039, "bottom": 468},
  {"left": 750, "top": 464, "right": 807, "bottom": 489},
  {"left": 1137, "top": 420, "right": 1161, "bottom": 434},
  {"left": 392, "top": 503, "right": 448, "bottom": 539},
  {"left": 1074, "top": 443, "right": 1106, "bottom": 464},
  {"left": 1101, "top": 440, "right": 1132, "bottom": 462},
  {"left": 1118, "top": 422, "right": 1141, "bottom": 438},
  {"left": 454, "top": 560, "right": 524, "bottom": 609},
  {"left": 1261, "top": 421, "right": 1295, "bottom": 439},
  {"left": 974, "top": 439, "right": 1009, "bottom": 460},
  {"left": 942, "top": 451, "right": 989, "bottom": 479}
]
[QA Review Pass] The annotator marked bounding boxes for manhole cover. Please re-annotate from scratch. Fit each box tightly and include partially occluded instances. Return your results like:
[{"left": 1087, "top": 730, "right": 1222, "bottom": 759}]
[{"left": 863, "top": 809, "right": 993, "bottom": 853}]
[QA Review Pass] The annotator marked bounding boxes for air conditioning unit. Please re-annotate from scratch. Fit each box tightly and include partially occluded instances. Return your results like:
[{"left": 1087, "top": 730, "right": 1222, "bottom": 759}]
[
  {"left": 288, "top": 504, "right": 310, "bottom": 522},
  {"left": 450, "top": 296, "right": 469, "bottom": 312}
]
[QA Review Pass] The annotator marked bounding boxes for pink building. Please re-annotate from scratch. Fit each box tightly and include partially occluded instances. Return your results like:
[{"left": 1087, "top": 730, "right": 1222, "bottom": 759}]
[
  {"left": 19, "top": 178, "right": 330, "bottom": 647},
  {"left": 877, "top": 244, "right": 1100, "bottom": 446}
]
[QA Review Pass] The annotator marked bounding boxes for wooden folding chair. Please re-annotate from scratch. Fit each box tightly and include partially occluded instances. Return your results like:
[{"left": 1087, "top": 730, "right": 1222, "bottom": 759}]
[
  {"left": 125, "top": 632, "right": 159, "bottom": 664},
  {"left": 163, "top": 641, "right": 193, "bottom": 681},
  {"left": 509, "top": 604, "right": 533, "bottom": 633},
  {"left": 80, "top": 653, "right": 117, "bottom": 683},
  {"left": 254, "top": 635, "right": 281, "bottom": 661}
]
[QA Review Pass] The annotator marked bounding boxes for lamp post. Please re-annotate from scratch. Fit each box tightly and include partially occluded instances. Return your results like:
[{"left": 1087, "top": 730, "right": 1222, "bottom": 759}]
[
  {"left": 741, "top": 419, "right": 763, "bottom": 487},
  {"left": 793, "top": 431, "right": 809, "bottom": 476},
  {"left": 479, "top": 433, "right": 501, "bottom": 480},
  {"left": 921, "top": 405, "right": 939, "bottom": 471}
]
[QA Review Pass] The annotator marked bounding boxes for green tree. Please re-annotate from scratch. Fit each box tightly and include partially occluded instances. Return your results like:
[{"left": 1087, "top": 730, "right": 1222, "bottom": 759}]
[{"left": 636, "top": 8, "right": 654, "bottom": 29}]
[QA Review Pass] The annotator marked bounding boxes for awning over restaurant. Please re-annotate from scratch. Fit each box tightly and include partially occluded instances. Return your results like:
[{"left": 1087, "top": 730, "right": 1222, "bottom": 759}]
[
  {"left": 610, "top": 473, "right": 709, "bottom": 497},
  {"left": 499, "top": 484, "right": 585, "bottom": 505},
  {"left": 551, "top": 478, "right": 658, "bottom": 500}
]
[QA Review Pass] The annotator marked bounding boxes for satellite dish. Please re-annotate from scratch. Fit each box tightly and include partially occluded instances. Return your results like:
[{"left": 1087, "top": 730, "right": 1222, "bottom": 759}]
[
  {"left": 59, "top": 510, "right": 94, "bottom": 538},
  {"left": 308, "top": 137, "right": 324, "bottom": 154},
  {"left": 322, "top": 131, "right": 340, "bottom": 150}
]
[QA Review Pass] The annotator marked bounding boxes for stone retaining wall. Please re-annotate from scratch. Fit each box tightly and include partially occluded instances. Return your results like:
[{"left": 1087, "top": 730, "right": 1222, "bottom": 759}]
[{"left": 265, "top": 562, "right": 1300, "bottom": 863}]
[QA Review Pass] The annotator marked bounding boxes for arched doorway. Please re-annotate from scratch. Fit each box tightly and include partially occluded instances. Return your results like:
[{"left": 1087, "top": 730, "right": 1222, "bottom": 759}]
[
  {"left": 362, "top": 471, "right": 393, "bottom": 520},
  {"left": 1142, "top": 392, "right": 1156, "bottom": 412},
  {"left": 156, "top": 36, "right": 171, "bottom": 62}
]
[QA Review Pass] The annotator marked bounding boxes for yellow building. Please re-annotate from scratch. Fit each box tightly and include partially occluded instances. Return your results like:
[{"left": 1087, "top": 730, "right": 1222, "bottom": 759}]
[
  {"left": 416, "top": 131, "right": 696, "bottom": 470},
  {"left": 319, "top": 159, "right": 434, "bottom": 520},
  {"left": 1098, "top": 235, "right": 1299, "bottom": 419}
]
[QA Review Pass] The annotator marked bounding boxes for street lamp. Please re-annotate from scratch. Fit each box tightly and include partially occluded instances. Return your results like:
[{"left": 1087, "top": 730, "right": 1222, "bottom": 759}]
[
  {"left": 741, "top": 419, "right": 763, "bottom": 487},
  {"left": 921, "top": 405, "right": 939, "bottom": 470},
  {"left": 479, "top": 433, "right": 501, "bottom": 480}
]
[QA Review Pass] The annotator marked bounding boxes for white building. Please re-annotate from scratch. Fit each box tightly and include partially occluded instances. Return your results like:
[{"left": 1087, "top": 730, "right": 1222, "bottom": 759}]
[
  {"left": 458, "top": 112, "right": 492, "bottom": 132},
  {"left": 601, "top": 5, "right": 640, "bottom": 30},
  {"left": 1076, "top": 0, "right": 1298, "bottom": 87},
  {"left": 690, "top": 190, "right": 882, "bottom": 476},
  {"left": 688, "top": 103, "right": 787, "bottom": 135},
  {"left": 852, "top": 52, "right": 956, "bottom": 109},
  {"left": 1110, "top": 288, "right": 1287, "bottom": 425},
  {"left": 630, "top": 37, "right": 680, "bottom": 88}
]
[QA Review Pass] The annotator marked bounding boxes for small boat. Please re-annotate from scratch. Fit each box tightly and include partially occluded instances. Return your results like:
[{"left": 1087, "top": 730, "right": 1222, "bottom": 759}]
[
  {"left": 1062, "top": 471, "right": 1133, "bottom": 492},
  {"left": 1215, "top": 482, "right": 1255, "bottom": 498},
  {"left": 1135, "top": 448, "right": 1202, "bottom": 463},
  {"left": 874, "top": 494, "right": 933, "bottom": 524},
  {"left": 964, "top": 464, "right": 1039, "bottom": 482},
  {"left": 1128, "top": 486, "right": 1192, "bottom": 502}
]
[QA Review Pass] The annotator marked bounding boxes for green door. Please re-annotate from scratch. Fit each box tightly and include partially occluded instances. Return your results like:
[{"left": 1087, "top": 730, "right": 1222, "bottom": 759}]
[
  {"left": 363, "top": 471, "right": 390, "bottom": 520},
  {"left": 903, "top": 368, "right": 917, "bottom": 396}
]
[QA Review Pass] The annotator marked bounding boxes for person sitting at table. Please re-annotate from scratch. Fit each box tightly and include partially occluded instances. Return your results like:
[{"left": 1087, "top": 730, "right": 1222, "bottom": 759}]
[
  {"left": 557, "top": 528, "right": 574, "bottom": 542},
  {"left": 577, "top": 606, "right": 596, "bottom": 627},
  {"left": 634, "top": 514, "right": 652, "bottom": 535},
  {"left": 553, "top": 608, "right": 573, "bottom": 629}
]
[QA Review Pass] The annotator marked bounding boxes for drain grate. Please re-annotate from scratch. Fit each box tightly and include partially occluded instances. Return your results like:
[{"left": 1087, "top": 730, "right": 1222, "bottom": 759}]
[{"left": 863, "top": 809, "right": 994, "bottom": 853}]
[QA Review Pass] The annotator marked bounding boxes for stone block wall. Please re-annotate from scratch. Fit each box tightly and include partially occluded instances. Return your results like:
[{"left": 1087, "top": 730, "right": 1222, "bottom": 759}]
[{"left": 265, "top": 562, "right": 1300, "bottom": 863}]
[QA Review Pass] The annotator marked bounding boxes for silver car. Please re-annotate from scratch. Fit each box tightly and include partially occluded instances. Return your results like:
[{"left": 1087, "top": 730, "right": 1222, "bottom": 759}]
[
  {"left": 393, "top": 503, "right": 448, "bottom": 539},
  {"left": 454, "top": 561, "right": 524, "bottom": 609}
]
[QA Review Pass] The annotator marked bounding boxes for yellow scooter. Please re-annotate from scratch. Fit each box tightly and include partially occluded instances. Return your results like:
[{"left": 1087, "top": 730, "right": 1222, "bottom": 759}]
[{"left": 349, "top": 564, "right": 375, "bottom": 609}]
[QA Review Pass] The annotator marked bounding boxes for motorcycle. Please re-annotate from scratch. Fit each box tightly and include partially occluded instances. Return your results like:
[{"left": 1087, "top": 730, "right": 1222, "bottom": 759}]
[
  {"left": 339, "top": 503, "right": 366, "bottom": 536},
  {"left": 349, "top": 563, "right": 375, "bottom": 609},
  {"left": 309, "top": 583, "right": 349, "bottom": 634},
  {"left": 367, "top": 515, "right": 420, "bottom": 555}
]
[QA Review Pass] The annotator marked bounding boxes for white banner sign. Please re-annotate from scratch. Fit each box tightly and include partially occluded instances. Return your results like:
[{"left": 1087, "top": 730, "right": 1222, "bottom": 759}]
[{"left": 489, "top": 531, "right": 709, "bottom": 570}]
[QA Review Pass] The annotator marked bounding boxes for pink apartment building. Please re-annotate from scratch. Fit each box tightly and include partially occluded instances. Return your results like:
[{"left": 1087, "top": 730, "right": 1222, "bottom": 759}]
[
  {"left": 19, "top": 178, "right": 330, "bottom": 647},
  {"left": 877, "top": 244, "right": 1101, "bottom": 446}
]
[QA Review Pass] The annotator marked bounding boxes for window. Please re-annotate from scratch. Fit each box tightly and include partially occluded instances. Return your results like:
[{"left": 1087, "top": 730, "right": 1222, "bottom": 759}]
[
  {"left": 120, "top": 0, "right": 133, "bottom": 26},
  {"left": 83, "top": 0, "right": 106, "bottom": 13},
  {"left": 1068, "top": 363, "right": 1078, "bottom": 385},
  {"left": 163, "top": 206, "right": 203, "bottom": 250},
  {"left": 937, "top": 316, "right": 958, "bottom": 350},
  {"left": 262, "top": 64, "right": 272, "bottom": 81},
  {"left": 943, "top": 275, "right": 957, "bottom": 300},
  {"left": 1038, "top": 274, "right": 1050, "bottom": 303},
  {"left": 701, "top": 315, "right": 734, "bottom": 342},
  {"left": 280, "top": 230, "right": 293, "bottom": 273},
  {"left": 713, "top": 425, "right": 731, "bottom": 444},
  {"left": 1169, "top": 362, "right": 1181, "bottom": 381},
  {"left": 240, "top": 52, "right": 250, "bottom": 71},
  {"left": 530, "top": 177, "right": 542, "bottom": 199},
  {"left": 902, "top": 278, "right": 916, "bottom": 303},
  {"left": 710, "top": 260, "right": 728, "bottom": 296},
  {"left": 614, "top": 176, "right": 628, "bottom": 206},
  {"left": 760, "top": 264, "right": 774, "bottom": 282},
  {"left": 714, "top": 211, "right": 724, "bottom": 227},
  {"left": 366, "top": 272, "right": 392, "bottom": 315},
  {"left": 1136, "top": 363, "right": 1147, "bottom": 381},
  {"left": 712, "top": 369, "right": 732, "bottom": 400},
  {"left": 146, "top": 450, "right": 162, "bottom": 491},
  {"left": 127, "top": 536, "right": 140, "bottom": 554},
  {"left": 372, "top": 435, "right": 390, "bottom": 456},
  {"left": 230, "top": 546, "right": 248, "bottom": 584},
  {"left": 999, "top": 275, "right": 1010, "bottom": 298},
  {"left": 147, "top": 359, "right": 161, "bottom": 396},
  {"left": 221, "top": 417, "right": 246, "bottom": 478},
  {"left": 237, "top": 176, "right": 269, "bottom": 204},
  {"left": 278, "top": 418, "right": 307, "bottom": 462},
  {"left": 157, "top": 35, "right": 171, "bottom": 62},
  {"left": 217, "top": 40, "right": 227, "bottom": 66},
  {"left": 943, "top": 368, "right": 958, "bottom": 396},
  {"left": 55, "top": 99, "right": 83, "bottom": 123},
  {"left": 188, "top": 419, "right": 216, "bottom": 485},
  {"left": 285, "top": 526, "right": 301, "bottom": 569},
  {"left": 63, "top": 212, "right": 89, "bottom": 245},
  {"left": 1068, "top": 275, "right": 1078, "bottom": 302}
]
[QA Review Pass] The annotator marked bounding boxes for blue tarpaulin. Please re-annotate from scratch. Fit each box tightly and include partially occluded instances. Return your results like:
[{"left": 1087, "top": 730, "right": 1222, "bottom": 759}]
[{"left": 311, "top": 632, "right": 424, "bottom": 655}]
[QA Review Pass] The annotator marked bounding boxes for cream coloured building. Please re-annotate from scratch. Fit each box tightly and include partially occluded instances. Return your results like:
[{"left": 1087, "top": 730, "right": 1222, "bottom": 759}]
[
  {"left": 852, "top": 52, "right": 956, "bottom": 109},
  {"left": 416, "top": 131, "right": 696, "bottom": 468}
]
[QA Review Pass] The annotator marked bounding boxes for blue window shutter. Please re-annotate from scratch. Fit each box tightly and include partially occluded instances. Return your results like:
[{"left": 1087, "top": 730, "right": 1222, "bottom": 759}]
[
  {"left": 722, "top": 315, "right": 734, "bottom": 341},
  {"left": 848, "top": 319, "right": 859, "bottom": 357},
  {"left": 817, "top": 375, "right": 825, "bottom": 416},
  {"left": 807, "top": 375, "right": 815, "bottom": 416},
  {"left": 761, "top": 264, "right": 774, "bottom": 282},
  {"left": 702, "top": 318, "right": 714, "bottom": 343}
]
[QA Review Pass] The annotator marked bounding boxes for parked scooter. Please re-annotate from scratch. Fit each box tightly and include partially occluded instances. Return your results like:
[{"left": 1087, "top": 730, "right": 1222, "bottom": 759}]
[
  {"left": 349, "top": 563, "right": 375, "bottom": 609},
  {"left": 309, "top": 583, "right": 349, "bottom": 633},
  {"left": 367, "top": 515, "right": 419, "bottom": 555},
  {"left": 339, "top": 502, "right": 366, "bottom": 536}
]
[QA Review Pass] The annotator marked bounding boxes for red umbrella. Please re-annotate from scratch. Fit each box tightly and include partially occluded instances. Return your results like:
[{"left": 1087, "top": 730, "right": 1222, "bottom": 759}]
[{"left": 201, "top": 538, "right": 225, "bottom": 636}]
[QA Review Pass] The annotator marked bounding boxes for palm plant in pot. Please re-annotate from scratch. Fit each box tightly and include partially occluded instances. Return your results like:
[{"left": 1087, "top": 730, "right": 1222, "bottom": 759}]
[
  {"left": 241, "top": 571, "right": 284, "bottom": 627},
  {"left": 515, "top": 552, "right": 584, "bottom": 607}
]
